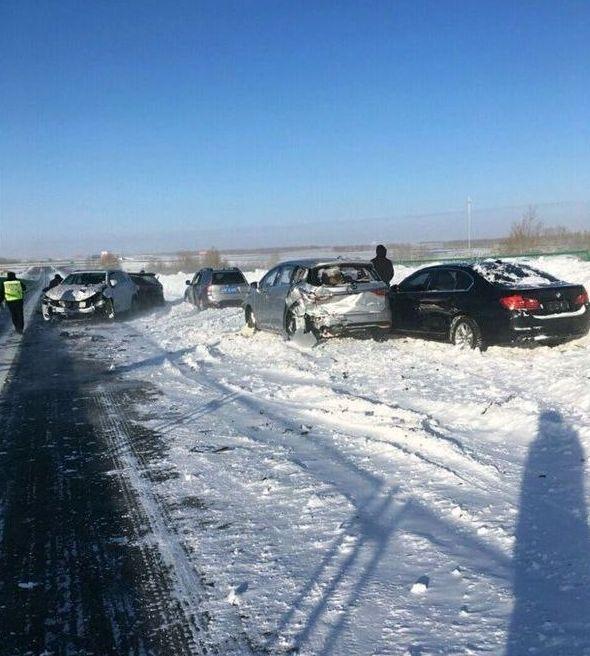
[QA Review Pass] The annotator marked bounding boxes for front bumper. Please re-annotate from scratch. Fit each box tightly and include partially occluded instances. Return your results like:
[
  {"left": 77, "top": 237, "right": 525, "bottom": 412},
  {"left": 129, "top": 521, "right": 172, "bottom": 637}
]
[{"left": 43, "top": 298, "right": 105, "bottom": 319}]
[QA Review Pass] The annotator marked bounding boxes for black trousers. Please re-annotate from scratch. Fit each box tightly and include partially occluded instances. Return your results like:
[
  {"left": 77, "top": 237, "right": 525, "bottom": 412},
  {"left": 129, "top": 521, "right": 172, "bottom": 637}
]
[{"left": 6, "top": 300, "right": 24, "bottom": 334}]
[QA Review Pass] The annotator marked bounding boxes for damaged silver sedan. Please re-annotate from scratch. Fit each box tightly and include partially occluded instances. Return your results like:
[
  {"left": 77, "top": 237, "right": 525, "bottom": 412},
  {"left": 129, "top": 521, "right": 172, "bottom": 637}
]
[{"left": 244, "top": 259, "right": 392, "bottom": 338}]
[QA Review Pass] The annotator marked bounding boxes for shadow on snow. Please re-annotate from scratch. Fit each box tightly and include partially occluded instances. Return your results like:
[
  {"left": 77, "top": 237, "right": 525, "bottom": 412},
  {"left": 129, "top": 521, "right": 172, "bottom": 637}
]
[{"left": 507, "top": 410, "right": 590, "bottom": 655}]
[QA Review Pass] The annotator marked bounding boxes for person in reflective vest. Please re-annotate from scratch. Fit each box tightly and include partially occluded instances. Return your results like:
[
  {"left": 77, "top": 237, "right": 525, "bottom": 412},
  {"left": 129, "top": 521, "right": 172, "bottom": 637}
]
[{"left": 1, "top": 271, "right": 26, "bottom": 334}]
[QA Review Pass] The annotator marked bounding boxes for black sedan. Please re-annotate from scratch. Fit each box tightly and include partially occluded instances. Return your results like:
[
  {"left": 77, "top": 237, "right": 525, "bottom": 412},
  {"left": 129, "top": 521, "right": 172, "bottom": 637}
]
[
  {"left": 391, "top": 260, "right": 590, "bottom": 349},
  {"left": 128, "top": 272, "right": 165, "bottom": 310}
]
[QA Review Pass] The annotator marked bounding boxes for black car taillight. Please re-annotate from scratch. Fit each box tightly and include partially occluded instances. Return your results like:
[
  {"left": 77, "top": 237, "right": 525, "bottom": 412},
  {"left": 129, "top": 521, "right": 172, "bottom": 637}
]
[
  {"left": 499, "top": 294, "right": 541, "bottom": 311},
  {"left": 575, "top": 289, "right": 589, "bottom": 306}
]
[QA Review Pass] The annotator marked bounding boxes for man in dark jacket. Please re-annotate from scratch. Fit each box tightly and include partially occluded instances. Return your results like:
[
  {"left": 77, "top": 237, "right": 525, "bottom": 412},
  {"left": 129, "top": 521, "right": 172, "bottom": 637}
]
[
  {"left": 43, "top": 273, "right": 63, "bottom": 292},
  {"left": 371, "top": 245, "right": 394, "bottom": 285},
  {"left": 1, "top": 271, "right": 26, "bottom": 334}
]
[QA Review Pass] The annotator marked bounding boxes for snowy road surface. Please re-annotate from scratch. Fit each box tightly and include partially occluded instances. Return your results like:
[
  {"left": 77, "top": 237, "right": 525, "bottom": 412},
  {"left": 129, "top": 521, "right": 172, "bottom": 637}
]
[{"left": 0, "top": 256, "right": 589, "bottom": 655}]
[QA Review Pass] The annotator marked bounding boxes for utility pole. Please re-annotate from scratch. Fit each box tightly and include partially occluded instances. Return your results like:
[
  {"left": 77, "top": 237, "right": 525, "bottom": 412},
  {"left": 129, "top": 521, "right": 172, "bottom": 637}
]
[{"left": 466, "top": 196, "right": 472, "bottom": 256}]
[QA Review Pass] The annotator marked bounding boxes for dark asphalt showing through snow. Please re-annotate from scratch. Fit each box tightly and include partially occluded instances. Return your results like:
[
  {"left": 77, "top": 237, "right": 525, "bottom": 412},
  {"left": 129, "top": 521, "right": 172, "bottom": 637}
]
[{"left": 0, "top": 310, "right": 203, "bottom": 655}]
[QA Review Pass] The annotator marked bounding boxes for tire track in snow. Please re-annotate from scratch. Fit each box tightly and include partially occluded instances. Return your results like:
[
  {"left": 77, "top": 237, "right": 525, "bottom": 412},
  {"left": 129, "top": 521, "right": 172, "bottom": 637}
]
[{"left": 94, "top": 385, "right": 256, "bottom": 656}]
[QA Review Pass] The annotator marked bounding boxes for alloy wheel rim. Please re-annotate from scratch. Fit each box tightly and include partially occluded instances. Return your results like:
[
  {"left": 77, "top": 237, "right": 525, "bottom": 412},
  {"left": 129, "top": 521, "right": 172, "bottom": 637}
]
[{"left": 455, "top": 322, "right": 474, "bottom": 348}]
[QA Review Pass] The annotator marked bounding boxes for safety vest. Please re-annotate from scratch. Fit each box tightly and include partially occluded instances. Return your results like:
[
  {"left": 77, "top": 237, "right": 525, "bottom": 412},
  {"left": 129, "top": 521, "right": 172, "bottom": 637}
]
[{"left": 3, "top": 280, "right": 23, "bottom": 302}]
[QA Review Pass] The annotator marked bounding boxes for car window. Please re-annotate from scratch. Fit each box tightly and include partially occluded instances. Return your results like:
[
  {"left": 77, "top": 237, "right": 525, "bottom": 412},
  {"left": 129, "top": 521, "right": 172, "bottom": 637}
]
[
  {"left": 293, "top": 267, "right": 307, "bottom": 284},
  {"left": 309, "top": 264, "right": 378, "bottom": 287},
  {"left": 472, "top": 261, "right": 560, "bottom": 288},
  {"left": 62, "top": 272, "right": 106, "bottom": 285},
  {"left": 259, "top": 268, "right": 280, "bottom": 289},
  {"left": 212, "top": 271, "right": 247, "bottom": 284},
  {"left": 192, "top": 272, "right": 201, "bottom": 285},
  {"left": 400, "top": 271, "right": 431, "bottom": 292},
  {"left": 429, "top": 270, "right": 456, "bottom": 291},
  {"left": 276, "top": 267, "right": 294, "bottom": 286},
  {"left": 455, "top": 270, "right": 474, "bottom": 291}
]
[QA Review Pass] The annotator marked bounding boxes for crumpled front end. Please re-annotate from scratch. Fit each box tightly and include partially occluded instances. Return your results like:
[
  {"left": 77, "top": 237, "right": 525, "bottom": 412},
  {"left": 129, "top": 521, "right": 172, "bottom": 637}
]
[{"left": 42, "top": 286, "right": 109, "bottom": 320}]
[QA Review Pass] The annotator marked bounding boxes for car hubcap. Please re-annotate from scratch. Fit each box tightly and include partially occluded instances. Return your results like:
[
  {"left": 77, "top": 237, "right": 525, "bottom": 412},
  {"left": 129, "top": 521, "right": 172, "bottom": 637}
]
[{"left": 455, "top": 323, "right": 474, "bottom": 348}]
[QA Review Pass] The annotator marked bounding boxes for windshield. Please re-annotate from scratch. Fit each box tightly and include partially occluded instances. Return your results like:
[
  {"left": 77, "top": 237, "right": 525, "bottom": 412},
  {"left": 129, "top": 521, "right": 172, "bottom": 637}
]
[
  {"left": 472, "top": 261, "right": 560, "bottom": 288},
  {"left": 309, "top": 264, "right": 379, "bottom": 287},
  {"left": 212, "top": 271, "right": 246, "bottom": 284},
  {"left": 62, "top": 272, "right": 107, "bottom": 286}
]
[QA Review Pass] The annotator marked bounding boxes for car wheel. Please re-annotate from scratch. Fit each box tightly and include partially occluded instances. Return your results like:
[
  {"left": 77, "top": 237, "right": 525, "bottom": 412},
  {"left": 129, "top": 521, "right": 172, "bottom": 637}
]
[
  {"left": 285, "top": 308, "right": 298, "bottom": 338},
  {"left": 245, "top": 306, "right": 257, "bottom": 330},
  {"left": 449, "top": 315, "right": 483, "bottom": 350},
  {"left": 104, "top": 299, "right": 116, "bottom": 320}
]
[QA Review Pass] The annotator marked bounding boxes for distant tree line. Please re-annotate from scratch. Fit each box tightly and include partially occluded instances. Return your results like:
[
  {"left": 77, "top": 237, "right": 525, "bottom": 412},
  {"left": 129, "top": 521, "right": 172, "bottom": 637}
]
[
  {"left": 501, "top": 206, "right": 590, "bottom": 255},
  {"left": 145, "top": 248, "right": 228, "bottom": 274}
]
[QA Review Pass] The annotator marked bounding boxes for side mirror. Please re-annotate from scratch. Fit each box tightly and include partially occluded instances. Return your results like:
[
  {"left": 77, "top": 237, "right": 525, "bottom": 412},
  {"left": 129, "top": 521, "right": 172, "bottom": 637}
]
[
  {"left": 250, "top": 281, "right": 258, "bottom": 290},
  {"left": 109, "top": 279, "right": 118, "bottom": 287},
  {"left": 391, "top": 284, "right": 399, "bottom": 293},
  {"left": 185, "top": 280, "right": 191, "bottom": 286}
]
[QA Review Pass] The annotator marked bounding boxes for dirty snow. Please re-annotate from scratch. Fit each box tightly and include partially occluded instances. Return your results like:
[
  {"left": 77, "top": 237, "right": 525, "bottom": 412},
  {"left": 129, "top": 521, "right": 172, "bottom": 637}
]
[{"left": 90, "top": 255, "right": 590, "bottom": 654}]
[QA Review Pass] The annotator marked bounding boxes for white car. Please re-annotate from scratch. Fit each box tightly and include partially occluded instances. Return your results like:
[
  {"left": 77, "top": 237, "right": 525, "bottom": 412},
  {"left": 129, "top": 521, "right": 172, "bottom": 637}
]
[{"left": 42, "top": 270, "right": 138, "bottom": 321}]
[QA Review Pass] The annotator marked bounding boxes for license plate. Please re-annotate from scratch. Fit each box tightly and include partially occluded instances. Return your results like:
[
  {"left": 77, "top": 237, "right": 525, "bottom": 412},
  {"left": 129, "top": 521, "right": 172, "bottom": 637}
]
[
  {"left": 544, "top": 300, "right": 569, "bottom": 313},
  {"left": 223, "top": 285, "right": 238, "bottom": 293}
]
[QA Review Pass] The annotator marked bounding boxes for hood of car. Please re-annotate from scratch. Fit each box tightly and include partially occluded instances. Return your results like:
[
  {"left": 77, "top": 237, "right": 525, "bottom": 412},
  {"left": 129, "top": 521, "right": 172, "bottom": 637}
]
[{"left": 45, "top": 283, "right": 106, "bottom": 302}]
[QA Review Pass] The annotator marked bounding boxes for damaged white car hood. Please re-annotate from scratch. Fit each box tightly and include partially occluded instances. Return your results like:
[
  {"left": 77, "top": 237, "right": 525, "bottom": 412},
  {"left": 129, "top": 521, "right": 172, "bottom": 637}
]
[{"left": 45, "top": 283, "right": 107, "bottom": 302}]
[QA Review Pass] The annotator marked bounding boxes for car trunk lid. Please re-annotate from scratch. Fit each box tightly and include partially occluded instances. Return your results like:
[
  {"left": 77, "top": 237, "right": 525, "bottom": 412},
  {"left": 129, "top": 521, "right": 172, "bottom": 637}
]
[{"left": 500, "top": 284, "right": 586, "bottom": 316}]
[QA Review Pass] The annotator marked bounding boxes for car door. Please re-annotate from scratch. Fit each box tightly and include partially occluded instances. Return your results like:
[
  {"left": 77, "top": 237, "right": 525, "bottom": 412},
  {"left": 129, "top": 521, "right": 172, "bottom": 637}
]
[
  {"left": 188, "top": 271, "right": 202, "bottom": 304},
  {"left": 197, "top": 270, "right": 212, "bottom": 306},
  {"left": 393, "top": 270, "right": 432, "bottom": 331},
  {"left": 254, "top": 267, "right": 280, "bottom": 327},
  {"left": 419, "top": 269, "right": 456, "bottom": 334},
  {"left": 266, "top": 266, "right": 296, "bottom": 331},
  {"left": 108, "top": 271, "right": 135, "bottom": 312}
]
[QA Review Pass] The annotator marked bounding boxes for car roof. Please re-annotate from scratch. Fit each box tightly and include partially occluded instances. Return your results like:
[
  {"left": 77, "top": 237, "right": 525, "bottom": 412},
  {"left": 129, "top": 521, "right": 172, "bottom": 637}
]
[
  {"left": 202, "top": 267, "right": 243, "bottom": 272},
  {"left": 273, "top": 258, "right": 373, "bottom": 268},
  {"left": 66, "top": 270, "right": 109, "bottom": 275},
  {"left": 410, "top": 263, "right": 475, "bottom": 272}
]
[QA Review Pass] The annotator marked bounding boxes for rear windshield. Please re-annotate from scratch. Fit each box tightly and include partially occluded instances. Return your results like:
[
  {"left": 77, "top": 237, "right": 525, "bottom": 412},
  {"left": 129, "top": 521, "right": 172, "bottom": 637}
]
[
  {"left": 212, "top": 271, "right": 246, "bottom": 284},
  {"left": 472, "top": 261, "right": 560, "bottom": 288},
  {"left": 62, "top": 273, "right": 106, "bottom": 285},
  {"left": 130, "top": 274, "right": 159, "bottom": 286},
  {"left": 308, "top": 264, "right": 379, "bottom": 287}
]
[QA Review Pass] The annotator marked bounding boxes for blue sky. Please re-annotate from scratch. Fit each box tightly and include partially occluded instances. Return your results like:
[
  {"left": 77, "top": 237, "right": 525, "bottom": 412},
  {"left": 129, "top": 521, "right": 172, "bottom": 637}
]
[{"left": 1, "top": 0, "right": 589, "bottom": 256}]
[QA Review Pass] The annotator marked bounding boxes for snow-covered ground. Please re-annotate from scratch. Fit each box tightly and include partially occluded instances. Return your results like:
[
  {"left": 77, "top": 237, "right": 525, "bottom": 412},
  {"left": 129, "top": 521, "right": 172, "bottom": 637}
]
[{"left": 100, "top": 255, "right": 590, "bottom": 654}]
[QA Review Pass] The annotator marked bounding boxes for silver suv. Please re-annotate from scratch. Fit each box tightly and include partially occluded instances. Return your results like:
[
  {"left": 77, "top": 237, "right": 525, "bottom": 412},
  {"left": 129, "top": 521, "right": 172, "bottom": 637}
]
[
  {"left": 244, "top": 259, "right": 391, "bottom": 338},
  {"left": 185, "top": 267, "right": 249, "bottom": 309}
]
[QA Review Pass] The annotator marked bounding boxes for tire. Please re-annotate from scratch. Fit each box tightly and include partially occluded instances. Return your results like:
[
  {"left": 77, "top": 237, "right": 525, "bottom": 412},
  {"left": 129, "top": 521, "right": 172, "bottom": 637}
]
[
  {"left": 371, "top": 327, "right": 390, "bottom": 342},
  {"left": 449, "top": 315, "right": 483, "bottom": 350},
  {"left": 245, "top": 306, "right": 257, "bottom": 330},
  {"left": 284, "top": 308, "right": 297, "bottom": 338},
  {"left": 103, "top": 298, "right": 116, "bottom": 321}
]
